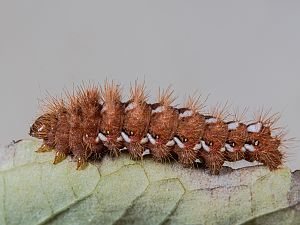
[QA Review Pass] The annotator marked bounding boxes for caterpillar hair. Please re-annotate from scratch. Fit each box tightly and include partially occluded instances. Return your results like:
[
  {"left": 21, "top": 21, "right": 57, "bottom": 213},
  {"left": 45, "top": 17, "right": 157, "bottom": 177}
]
[{"left": 29, "top": 81, "right": 289, "bottom": 174}]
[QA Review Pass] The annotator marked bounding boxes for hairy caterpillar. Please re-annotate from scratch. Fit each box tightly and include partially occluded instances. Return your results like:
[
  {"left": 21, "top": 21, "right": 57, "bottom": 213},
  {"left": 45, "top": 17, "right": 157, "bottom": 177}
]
[{"left": 29, "top": 81, "right": 288, "bottom": 174}]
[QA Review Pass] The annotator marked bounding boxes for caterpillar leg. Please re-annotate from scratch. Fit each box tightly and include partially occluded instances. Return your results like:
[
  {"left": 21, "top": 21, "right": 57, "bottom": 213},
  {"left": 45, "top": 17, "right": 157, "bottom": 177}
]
[
  {"left": 76, "top": 156, "right": 87, "bottom": 170},
  {"left": 53, "top": 151, "right": 67, "bottom": 164},
  {"left": 124, "top": 142, "right": 145, "bottom": 160},
  {"left": 97, "top": 132, "right": 124, "bottom": 157},
  {"left": 53, "top": 137, "right": 69, "bottom": 164},
  {"left": 103, "top": 141, "right": 122, "bottom": 157},
  {"left": 149, "top": 144, "right": 173, "bottom": 163},
  {"left": 199, "top": 150, "right": 225, "bottom": 175},
  {"left": 225, "top": 150, "right": 245, "bottom": 162},
  {"left": 178, "top": 151, "right": 197, "bottom": 167},
  {"left": 173, "top": 145, "right": 198, "bottom": 167},
  {"left": 36, "top": 143, "right": 53, "bottom": 153},
  {"left": 71, "top": 144, "right": 90, "bottom": 170}
]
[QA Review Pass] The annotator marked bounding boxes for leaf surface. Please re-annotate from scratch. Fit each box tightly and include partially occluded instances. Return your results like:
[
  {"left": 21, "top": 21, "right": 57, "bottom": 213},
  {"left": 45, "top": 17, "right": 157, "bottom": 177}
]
[{"left": 0, "top": 140, "right": 299, "bottom": 225}]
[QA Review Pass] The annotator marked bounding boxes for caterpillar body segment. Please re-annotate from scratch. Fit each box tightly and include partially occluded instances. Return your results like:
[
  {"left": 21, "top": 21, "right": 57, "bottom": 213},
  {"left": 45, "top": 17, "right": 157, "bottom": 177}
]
[
  {"left": 122, "top": 82, "right": 152, "bottom": 159},
  {"left": 147, "top": 88, "right": 179, "bottom": 162},
  {"left": 98, "top": 81, "right": 124, "bottom": 157}
]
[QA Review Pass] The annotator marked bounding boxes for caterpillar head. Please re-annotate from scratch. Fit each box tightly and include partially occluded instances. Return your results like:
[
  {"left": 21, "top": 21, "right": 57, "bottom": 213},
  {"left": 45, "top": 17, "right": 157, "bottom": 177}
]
[
  {"left": 29, "top": 113, "right": 56, "bottom": 139},
  {"left": 31, "top": 96, "right": 64, "bottom": 139}
]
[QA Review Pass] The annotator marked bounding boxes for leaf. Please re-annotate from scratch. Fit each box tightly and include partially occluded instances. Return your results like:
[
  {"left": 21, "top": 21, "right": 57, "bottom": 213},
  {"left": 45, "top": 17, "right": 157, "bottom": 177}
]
[{"left": 0, "top": 139, "right": 299, "bottom": 225}]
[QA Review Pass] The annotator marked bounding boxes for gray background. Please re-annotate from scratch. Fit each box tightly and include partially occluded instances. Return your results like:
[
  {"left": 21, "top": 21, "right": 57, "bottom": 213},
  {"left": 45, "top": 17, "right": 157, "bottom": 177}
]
[{"left": 0, "top": 1, "right": 299, "bottom": 170}]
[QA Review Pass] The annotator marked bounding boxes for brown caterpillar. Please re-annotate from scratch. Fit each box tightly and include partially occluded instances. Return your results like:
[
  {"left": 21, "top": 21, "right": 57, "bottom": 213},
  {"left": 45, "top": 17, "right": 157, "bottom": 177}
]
[{"left": 29, "top": 81, "right": 288, "bottom": 174}]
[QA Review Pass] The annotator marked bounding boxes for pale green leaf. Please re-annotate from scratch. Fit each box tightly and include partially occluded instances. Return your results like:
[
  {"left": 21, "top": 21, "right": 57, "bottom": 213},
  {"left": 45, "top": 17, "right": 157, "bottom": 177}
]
[{"left": 0, "top": 139, "right": 299, "bottom": 225}]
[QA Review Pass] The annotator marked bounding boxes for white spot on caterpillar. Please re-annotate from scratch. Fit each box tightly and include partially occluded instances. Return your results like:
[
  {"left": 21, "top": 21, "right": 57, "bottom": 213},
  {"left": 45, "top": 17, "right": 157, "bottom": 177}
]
[
  {"left": 220, "top": 147, "right": 226, "bottom": 152},
  {"left": 98, "top": 132, "right": 108, "bottom": 142},
  {"left": 241, "top": 146, "right": 246, "bottom": 152},
  {"left": 193, "top": 143, "right": 202, "bottom": 150},
  {"left": 225, "top": 143, "right": 235, "bottom": 152},
  {"left": 228, "top": 122, "right": 239, "bottom": 130},
  {"left": 201, "top": 140, "right": 210, "bottom": 152},
  {"left": 140, "top": 137, "right": 148, "bottom": 144},
  {"left": 205, "top": 118, "right": 217, "bottom": 124},
  {"left": 100, "top": 106, "right": 107, "bottom": 113},
  {"left": 142, "top": 149, "right": 150, "bottom": 156},
  {"left": 247, "top": 122, "right": 262, "bottom": 133},
  {"left": 95, "top": 136, "right": 100, "bottom": 143},
  {"left": 117, "top": 136, "right": 123, "bottom": 142},
  {"left": 174, "top": 137, "right": 185, "bottom": 149},
  {"left": 121, "top": 132, "right": 131, "bottom": 143},
  {"left": 179, "top": 110, "right": 193, "bottom": 118},
  {"left": 166, "top": 140, "right": 175, "bottom": 146},
  {"left": 195, "top": 158, "right": 202, "bottom": 163},
  {"left": 125, "top": 102, "right": 137, "bottom": 111},
  {"left": 147, "top": 133, "right": 156, "bottom": 145},
  {"left": 244, "top": 144, "right": 255, "bottom": 152},
  {"left": 152, "top": 106, "right": 165, "bottom": 114},
  {"left": 38, "top": 125, "right": 45, "bottom": 132}
]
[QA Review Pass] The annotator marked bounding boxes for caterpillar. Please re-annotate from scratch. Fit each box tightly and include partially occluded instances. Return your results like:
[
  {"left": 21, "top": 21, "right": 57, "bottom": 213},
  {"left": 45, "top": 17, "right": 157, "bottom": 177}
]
[{"left": 29, "top": 81, "right": 288, "bottom": 174}]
